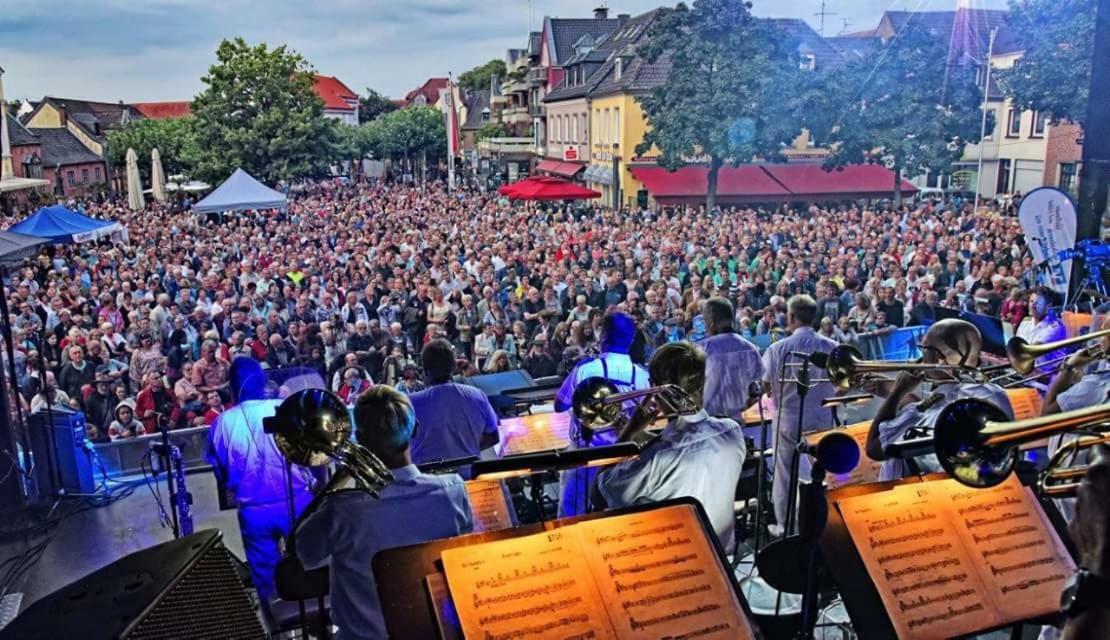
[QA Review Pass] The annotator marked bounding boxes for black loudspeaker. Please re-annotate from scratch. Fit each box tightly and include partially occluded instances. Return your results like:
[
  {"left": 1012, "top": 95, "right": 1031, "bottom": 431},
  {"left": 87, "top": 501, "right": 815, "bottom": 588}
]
[
  {"left": 0, "top": 529, "right": 266, "bottom": 640},
  {"left": 27, "top": 408, "right": 95, "bottom": 498}
]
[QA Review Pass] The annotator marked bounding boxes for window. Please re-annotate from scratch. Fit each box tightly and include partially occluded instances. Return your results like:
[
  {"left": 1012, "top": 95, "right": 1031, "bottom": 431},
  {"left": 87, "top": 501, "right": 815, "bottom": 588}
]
[
  {"left": 799, "top": 53, "right": 816, "bottom": 71},
  {"left": 572, "top": 115, "right": 578, "bottom": 143},
  {"left": 613, "top": 108, "right": 620, "bottom": 147},
  {"left": 1059, "top": 162, "right": 1077, "bottom": 193},
  {"left": 594, "top": 109, "right": 600, "bottom": 144},
  {"left": 67, "top": 170, "right": 75, "bottom": 186},
  {"left": 615, "top": 58, "right": 622, "bottom": 80},
  {"left": 1032, "top": 110, "right": 1047, "bottom": 137},
  {"left": 22, "top": 155, "right": 42, "bottom": 179},
  {"left": 997, "top": 159, "right": 1012, "bottom": 194},
  {"left": 983, "top": 108, "right": 997, "bottom": 140},
  {"left": 81, "top": 168, "right": 89, "bottom": 183},
  {"left": 1006, "top": 108, "right": 1022, "bottom": 137},
  {"left": 603, "top": 108, "right": 610, "bottom": 145},
  {"left": 94, "top": 167, "right": 102, "bottom": 181}
]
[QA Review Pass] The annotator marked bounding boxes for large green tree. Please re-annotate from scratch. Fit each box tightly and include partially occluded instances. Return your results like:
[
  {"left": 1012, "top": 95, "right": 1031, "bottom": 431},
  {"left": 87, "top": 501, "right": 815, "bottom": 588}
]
[
  {"left": 106, "top": 117, "right": 198, "bottom": 180},
  {"left": 635, "top": 0, "right": 801, "bottom": 210},
  {"left": 190, "top": 38, "right": 334, "bottom": 183},
  {"left": 359, "top": 88, "right": 397, "bottom": 124},
  {"left": 804, "top": 24, "right": 982, "bottom": 205},
  {"left": 360, "top": 107, "right": 446, "bottom": 179},
  {"left": 996, "top": 0, "right": 1094, "bottom": 127},
  {"left": 458, "top": 59, "right": 507, "bottom": 91}
]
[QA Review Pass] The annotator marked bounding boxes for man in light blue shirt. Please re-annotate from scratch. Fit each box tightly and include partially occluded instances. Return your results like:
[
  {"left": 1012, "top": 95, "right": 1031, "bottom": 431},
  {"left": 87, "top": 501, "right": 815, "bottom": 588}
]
[
  {"left": 698, "top": 297, "right": 764, "bottom": 418},
  {"left": 594, "top": 341, "right": 746, "bottom": 551},
  {"left": 409, "top": 339, "right": 500, "bottom": 474},
  {"left": 555, "top": 312, "right": 650, "bottom": 516},
  {"left": 296, "top": 386, "right": 474, "bottom": 640}
]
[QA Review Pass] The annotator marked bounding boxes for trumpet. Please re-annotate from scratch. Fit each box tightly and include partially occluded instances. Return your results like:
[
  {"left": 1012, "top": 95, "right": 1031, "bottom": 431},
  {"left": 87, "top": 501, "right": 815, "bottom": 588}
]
[
  {"left": 988, "top": 345, "right": 1107, "bottom": 388},
  {"left": 572, "top": 376, "right": 698, "bottom": 439},
  {"left": 1006, "top": 327, "right": 1110, "bottom": 375},
  {"left": 933, "top": 398, "right": 1110, "bottom": 491},
  {"left": 1040, "top": 433, "right": 1110, "bottom": 496},
  {"left": 824, "top": 345, "right": 982, "bottom": 391}
]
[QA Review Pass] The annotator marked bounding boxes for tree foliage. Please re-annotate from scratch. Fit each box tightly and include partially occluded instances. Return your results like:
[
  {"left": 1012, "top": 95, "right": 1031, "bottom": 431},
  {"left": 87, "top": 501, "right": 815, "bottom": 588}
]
[
  {"left": 803, "top": 23, "right": 982, "bottom": 204},
  {"left": 190, "top": 38, "right": 335, "bottom": 183},
  {"left": 359, "top": 106, "right": 446, "bottom": 162},
  {"left": 476, "top": 122, "right": 507, "bottom": 141},
  {"left": 106, "top": 117, "right": 198, "bottom": 180},
  {"left": 995, "top": 0, "right": 1093, "bottom": 127},
  {"left": 359, "top": 88, "right": 397, "bottom": 124},
  {"left": 458, "top": 59, "right": 507, "bottom": 91},
  {"left": 635, "top": 0, "right": 801, "bottom": 209}
]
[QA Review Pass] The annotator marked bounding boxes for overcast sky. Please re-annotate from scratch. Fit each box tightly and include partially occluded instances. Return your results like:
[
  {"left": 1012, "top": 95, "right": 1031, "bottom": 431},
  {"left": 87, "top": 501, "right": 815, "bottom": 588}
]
[{"left": 0, "top": 0, "right": 1005, "bottom": 102}]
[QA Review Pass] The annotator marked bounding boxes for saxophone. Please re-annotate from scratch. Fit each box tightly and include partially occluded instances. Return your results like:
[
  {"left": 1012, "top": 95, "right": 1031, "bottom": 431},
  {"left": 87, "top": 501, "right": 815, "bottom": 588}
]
[{"left": 169, "top": 444, "right": 194, "bottom": 536}]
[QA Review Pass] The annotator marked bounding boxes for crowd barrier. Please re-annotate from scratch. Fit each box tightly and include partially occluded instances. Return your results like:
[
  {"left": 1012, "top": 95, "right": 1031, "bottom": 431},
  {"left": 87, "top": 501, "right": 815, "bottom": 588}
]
[{"left": 91, "top": 425, "right": 212, "bottom": 478}]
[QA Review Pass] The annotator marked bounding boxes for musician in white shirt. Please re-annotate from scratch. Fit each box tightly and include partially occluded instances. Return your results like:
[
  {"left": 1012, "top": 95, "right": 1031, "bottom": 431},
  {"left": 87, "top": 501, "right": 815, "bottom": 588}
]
[
  {"left": 698, "top": 297, "right": 764, "bottom": 418},
  {"left": 1016, "top": 287, "right": 1068, "bottom": 372}
]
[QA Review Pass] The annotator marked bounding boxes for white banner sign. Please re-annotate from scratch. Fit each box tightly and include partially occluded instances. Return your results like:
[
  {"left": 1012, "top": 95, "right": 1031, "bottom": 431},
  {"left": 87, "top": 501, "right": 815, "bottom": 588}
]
[{"left": 1018, "top": 187, "right": 1078, "bottom": 296}]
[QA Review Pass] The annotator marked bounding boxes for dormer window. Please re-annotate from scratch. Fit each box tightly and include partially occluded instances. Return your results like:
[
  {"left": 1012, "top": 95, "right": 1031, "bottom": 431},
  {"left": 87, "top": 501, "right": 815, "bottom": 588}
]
[
  {"left": 481, "top": 108, "right": 490, "bottom": 122},
  {"left": 799, "top": 53, "right": 816, "bottom": 71}
]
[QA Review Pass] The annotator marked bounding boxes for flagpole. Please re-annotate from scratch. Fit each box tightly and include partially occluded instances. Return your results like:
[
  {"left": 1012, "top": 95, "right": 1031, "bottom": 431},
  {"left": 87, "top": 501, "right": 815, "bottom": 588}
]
[{"left": 446, "top": 74, "right": 458, "bottom": 192}]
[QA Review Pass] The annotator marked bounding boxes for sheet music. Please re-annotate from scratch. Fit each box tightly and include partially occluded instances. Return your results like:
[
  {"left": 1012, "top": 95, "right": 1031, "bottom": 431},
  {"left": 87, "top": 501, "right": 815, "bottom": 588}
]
[
  {"left": 497, "top": 412, "right": 572, "bottom": 456},
  {"left": 838, "top": 486, "right": 1001, "bottom": 639},
  {"left": 806, "top": 422, "right": 883, "bottom": 490},
  {"left": 930, "top": 476, "right": 1076, "bottom": 622},
  {"left": 465, "top": 480, "right": 515, "bottom": 533},
  {"left": 572, "top": 505, "right": 755, "bottom": 639},
  {"left": 740, "top": 394, "right": 774, "bottom": 425},
  {"left": 441, "top": 527, "right": 617, "bottom": 640}
]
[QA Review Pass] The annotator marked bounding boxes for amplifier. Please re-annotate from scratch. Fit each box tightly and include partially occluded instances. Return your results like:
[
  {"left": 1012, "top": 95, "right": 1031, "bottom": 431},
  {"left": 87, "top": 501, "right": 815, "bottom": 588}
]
[
  {"left": 0, "top": 529, "right": 266, "bottom": 639},
  {"left": 26, "top": 408, "right": 96, "bottom": 499}
]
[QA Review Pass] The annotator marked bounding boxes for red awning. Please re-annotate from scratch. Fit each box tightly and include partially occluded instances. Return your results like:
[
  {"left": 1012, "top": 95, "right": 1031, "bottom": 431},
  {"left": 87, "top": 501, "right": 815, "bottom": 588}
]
[
  {"left": 499, "top": 176, "right": 601, "bottom": 201},
  {"left": 629, "top": 165, "right": 790, "bottom": 199},
  {"left": 536, "top": 159, "right": 585, "bottom": 178},
  {"left": 761, "top": 163, "right": 918, "bottom": 197}
]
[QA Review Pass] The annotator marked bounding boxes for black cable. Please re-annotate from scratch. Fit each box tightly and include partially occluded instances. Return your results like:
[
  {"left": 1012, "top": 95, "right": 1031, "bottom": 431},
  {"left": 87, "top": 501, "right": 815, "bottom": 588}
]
[{"left": 140, "top": 448, "right": 170, "bottom": 529}]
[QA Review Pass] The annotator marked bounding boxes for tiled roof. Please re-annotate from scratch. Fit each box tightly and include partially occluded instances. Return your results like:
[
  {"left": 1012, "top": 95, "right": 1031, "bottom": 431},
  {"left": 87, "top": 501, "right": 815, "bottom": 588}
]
[
  {"left": 767, "top": 18, "right": 844, "bottom": 68},
  {"left": 544, "top": 17, "right": 621, "bottom": 66},
  {"left": 403, "top": 78, "right": 450, "bottom": 107},
  {"left": 825, "top": 36, "right": 881, "bottom": 60},
  {"left": 6, "top": 113, "right": 38, "bottom": 146},
  {"left": 31, "top": 127, "right": 104, "bottom": 167},
  {"left": 881, "top": 8, "right": 1011, "bottom": 63},
  {"left": 131, "top": 101, "right": 192, "bottom": 119},
  {"left": 313, "top": 75, "right": 359, "bottom": 111},
  {"left": 544, "top": 10, "right": 663, "bottom": 103},
  {"left": 38, "top": 97, "right": 141, "bottom": 135},
  {"left": 462, "top": 90, "right": 490, "bottom": 130}
]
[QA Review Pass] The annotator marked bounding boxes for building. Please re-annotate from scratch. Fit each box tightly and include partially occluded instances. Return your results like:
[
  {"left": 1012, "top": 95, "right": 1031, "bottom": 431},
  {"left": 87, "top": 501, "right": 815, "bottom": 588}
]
[
  {"left": 131, "top": 101, "right": 192, "bottom": 120},
  {"left": 402, "top": 78, "right": 450, "bottom": 108},
  {"left": 20, "top": 97, "right": 114, "bottom": 196},
  {"left": 24, "top": 96, "right": 141, "bottom": 137},
  {"left": 312, "top": 75, "right": 359, "bottom": 125},
  {"left": 7, "top": 113, "right": 107, "bottom": 198}
]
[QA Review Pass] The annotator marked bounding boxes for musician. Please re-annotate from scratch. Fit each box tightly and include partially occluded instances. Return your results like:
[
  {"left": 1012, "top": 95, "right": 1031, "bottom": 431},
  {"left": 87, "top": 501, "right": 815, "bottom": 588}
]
[
  {"left": 296, "top": 386, "right": 473, "bottom": 640},
  {"left": 206, "top": 357, "right": 314, "bottom": 602},
  {"left": 1017, "top": 287, "right": 1068, "bottom": 373},
  {"left": 698, "top": 297, "right": 764, "bottom": 417},
  {"left": 556, "top": 312, "right": 649, "bottom": 516},
  {"left": 1060, "top": 447, "right": 1110, "bottom": 640},
  {"left": 866, "top": 318, "right": 1013, "bottom": 481},
  {"left": 592, "top": 342, "right": 747, "bottom": 550},
  {"left": 760, "top": 295, "right": 837, "bottom": 536},
  {"left": 408, "top": 339, "right": 499, "bottom": 472}
]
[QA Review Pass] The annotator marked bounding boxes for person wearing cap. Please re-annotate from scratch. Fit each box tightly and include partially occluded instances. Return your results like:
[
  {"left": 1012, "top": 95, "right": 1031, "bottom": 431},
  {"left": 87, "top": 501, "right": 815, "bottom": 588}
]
[{"left": 85, "top": 367, "right": 119, "bottom": 439}]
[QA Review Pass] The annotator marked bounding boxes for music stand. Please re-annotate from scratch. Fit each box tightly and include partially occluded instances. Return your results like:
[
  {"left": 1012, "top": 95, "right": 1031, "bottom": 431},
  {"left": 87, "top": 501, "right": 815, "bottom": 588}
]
[
  {"left": 371, "top": 497, "right": 763, "bottom": 640},
  {"left": 819, "top": 474, "right": 1077, "bottom": 640}
]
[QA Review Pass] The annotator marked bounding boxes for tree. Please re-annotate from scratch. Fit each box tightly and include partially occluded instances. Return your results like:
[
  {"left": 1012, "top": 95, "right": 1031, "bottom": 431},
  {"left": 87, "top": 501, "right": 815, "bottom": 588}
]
[
  {"left": 190, "top": 38, "right": 334, "bottom": 183},
  {"left": 458, "top": 59, "right": 507, "bottom": 91},
  {"left": 804, "top": 23, "right": 982, "bottom": 205},
  {"left": 635, "top": 0, "right": 801, "bottom": 210},
  {"left": 995, "top": 0, "right": 1094, "bottom": 127},
  {"left": 359, "top": 88, "right": 397, "bottom": 124},
  {"left": 359, "top": 107, "right": 446, "bottom": 180},
  {"left": 476, "top": 122, "right": 507, "bottom": 141},
  {"left": 106, "top": 117, "right": 198, "bottom": 180}
]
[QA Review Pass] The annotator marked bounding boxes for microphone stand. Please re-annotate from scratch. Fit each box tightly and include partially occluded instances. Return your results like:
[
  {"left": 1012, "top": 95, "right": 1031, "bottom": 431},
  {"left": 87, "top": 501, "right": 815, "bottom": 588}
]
[
  {"left": 784, "top": 357, "right": 810, "bottom": 537},
  {"left": 795, "top": 457, "right": 830, "bottom": 640},
  {"left": 750, "top": 384, "right": 769, "bottom": 555}
]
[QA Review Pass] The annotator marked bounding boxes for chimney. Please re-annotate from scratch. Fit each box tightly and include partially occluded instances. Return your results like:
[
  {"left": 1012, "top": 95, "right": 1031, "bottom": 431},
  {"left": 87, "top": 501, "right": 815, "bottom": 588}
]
[
  {"left": 594, "top": 6, "right": 609, "bottom": 19},
  {"left": 618, "top": 13, "right": 630, "bottom": 24},
  {"left": 57, "top": 102, "right": 67, "bottom": 127}
]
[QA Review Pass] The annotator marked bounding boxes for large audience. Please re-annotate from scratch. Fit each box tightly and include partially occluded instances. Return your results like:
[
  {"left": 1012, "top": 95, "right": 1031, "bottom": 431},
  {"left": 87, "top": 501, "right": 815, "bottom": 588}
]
[{"left": 1, "top": 179, "right": 1032, "bottom": 440}]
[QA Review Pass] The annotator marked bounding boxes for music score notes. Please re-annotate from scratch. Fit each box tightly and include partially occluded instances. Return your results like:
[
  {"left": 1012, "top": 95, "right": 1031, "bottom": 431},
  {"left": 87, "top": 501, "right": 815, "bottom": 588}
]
[
  {"left": 441, "top": 504, "right": 755, "bottom": 640},
  {"left": 838, "top": 476, "right": 1075, "bottom": 639},
  {"left": 464, "top": 480, "right": 515, "bottom": 533}
]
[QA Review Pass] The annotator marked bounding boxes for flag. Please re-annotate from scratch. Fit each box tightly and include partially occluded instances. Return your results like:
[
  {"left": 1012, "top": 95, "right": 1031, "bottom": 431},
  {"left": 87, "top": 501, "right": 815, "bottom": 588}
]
[{"left": 442, "top": 80, "right": 461, "bottom": 157}]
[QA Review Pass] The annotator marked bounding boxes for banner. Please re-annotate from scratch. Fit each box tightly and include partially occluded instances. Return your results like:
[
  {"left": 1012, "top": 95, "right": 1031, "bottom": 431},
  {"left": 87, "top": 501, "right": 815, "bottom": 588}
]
[{"left": 1018, "top": 187, "right": 1078, "bottom": 296}]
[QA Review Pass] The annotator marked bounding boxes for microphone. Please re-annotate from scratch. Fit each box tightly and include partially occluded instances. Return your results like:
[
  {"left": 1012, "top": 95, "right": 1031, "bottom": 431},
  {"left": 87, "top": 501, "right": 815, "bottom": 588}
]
[{"left": 790, "top": 351, "right": 829, "bottom": 368}]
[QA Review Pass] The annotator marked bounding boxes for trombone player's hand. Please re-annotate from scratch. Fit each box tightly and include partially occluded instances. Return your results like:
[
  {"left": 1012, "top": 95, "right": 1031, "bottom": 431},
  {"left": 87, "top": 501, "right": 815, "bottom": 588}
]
[{"left": 618, "top": 397, "right": 661, "bottom": 444}]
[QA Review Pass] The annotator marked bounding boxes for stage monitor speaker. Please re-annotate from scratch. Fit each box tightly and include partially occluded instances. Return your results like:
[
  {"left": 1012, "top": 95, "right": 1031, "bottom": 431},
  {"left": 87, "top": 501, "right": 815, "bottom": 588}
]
[
  {"left": 27, "top": 407, "right": 95, "bottom": 499},
  {"left": 0, "top": 529, "right": 266, "bottom": 640}
]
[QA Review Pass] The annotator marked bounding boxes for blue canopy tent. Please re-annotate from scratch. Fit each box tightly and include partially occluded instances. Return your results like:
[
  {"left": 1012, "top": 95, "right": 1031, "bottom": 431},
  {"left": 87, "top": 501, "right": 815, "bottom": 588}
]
[
  {"left": 7, "top": 205, "right": 124, "bottom": 244},
  {"left": 0, "top": 230, "right": 48, "bottom": 266},
  {"left": 192, "top": 168, "right": 287, "bottom": 214}
]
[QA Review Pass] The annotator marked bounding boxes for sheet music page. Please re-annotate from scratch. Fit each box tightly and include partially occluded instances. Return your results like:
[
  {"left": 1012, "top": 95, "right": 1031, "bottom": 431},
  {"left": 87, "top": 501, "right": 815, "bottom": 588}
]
[
  {"left": 497, "top": 412, "right": 572, "bottom": 456},
  {"left": 838, "top": 486, "right": 1001, "bottom": 639},
  {"left": 464, "top": 480, "right": 515, "bottom": 533},
  {"left": 930, "top": 476, "right": 1076, "bottom": 623},
  {"left": 572, "top": 505, "right": 755, "bottom": 640},
  {"left": 441, "top": 527, "right": 617, "bottom": 640}
]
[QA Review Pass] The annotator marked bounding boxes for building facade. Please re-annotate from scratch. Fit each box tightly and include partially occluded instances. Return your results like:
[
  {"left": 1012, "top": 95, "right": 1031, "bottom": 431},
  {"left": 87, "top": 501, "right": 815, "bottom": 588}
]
[{"left": 313, "top": 75, "right": 360, "bottom": 125}]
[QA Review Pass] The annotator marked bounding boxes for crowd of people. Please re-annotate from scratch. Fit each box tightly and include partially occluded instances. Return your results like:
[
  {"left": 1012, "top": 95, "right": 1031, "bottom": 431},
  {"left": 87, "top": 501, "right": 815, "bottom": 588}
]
[{"left": 1, "top": 178, "right": 1032, "bottom": 442}]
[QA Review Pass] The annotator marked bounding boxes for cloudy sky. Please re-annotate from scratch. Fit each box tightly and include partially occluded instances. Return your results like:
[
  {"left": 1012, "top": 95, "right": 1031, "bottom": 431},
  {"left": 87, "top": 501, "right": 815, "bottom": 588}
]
[{"left": 0, "top": 0, "right": 1005, "bottom": 102}]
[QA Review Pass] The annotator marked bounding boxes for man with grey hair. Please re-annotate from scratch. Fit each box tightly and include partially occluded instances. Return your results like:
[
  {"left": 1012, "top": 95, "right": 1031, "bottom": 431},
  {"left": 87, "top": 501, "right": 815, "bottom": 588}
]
[
  {"left": 698, "top": 297, "right": 763, "bottom": 418},
  {"left": 761, "top": 294, "right": 838, "bottom": 537}
]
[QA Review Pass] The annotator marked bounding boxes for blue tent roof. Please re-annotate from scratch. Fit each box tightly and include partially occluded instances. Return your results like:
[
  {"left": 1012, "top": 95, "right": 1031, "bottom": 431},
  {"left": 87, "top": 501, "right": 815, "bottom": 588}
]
[
  {"left": 192, "top": 168, "right": 287, "bottom": 214},
  {"left": 0, "top": 230, "right": 49, "bottom": 266},
  {"left": 8, "top": 205, "right": 119, "bottom": 243}
]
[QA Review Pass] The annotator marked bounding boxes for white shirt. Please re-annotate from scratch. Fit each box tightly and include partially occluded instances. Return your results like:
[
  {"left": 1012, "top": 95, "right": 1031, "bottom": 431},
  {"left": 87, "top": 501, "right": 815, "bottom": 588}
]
[
  {"left": 296, "top": 465, "right": 473, "bottom": 640},
  {"left": 760, "top": 327, "right": 838, "bottom": 434},
  {"left": 699, "top": 332, "right": 764, "bottom": 418},
  {"left": 1016, "top": 315, "right": 1067, "bottom": 371},
  {"left": 596, "top": 410, "right": 747, "bottom": 550},
  {"left": 876, "top": 382, "right": 1014, "bottom": 481}
]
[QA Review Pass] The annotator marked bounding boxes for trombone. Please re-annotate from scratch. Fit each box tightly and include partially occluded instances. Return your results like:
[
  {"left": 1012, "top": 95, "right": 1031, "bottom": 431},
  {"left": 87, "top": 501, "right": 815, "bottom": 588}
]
[
  {"left": 823, "top": 345, "right": 983, "bottom": 391},
  {"left": 1006, "top": 327, "right": 1110, "bottom": 375},
  {"left": 572, "top": 376, "right": 698, "bottom": 439},
  {"left": 933, "top": 398, "right": 1110, "bottom": 493}
]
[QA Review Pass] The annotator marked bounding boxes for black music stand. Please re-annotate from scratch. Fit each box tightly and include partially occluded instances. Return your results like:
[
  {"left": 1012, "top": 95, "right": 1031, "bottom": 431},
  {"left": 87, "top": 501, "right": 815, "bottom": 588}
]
[
  {"left": 371, "top": 497, "right": 765, "bottom": 640},
  {"left": 819, "top": 474, "right": 1077, "bottom": 640}
]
